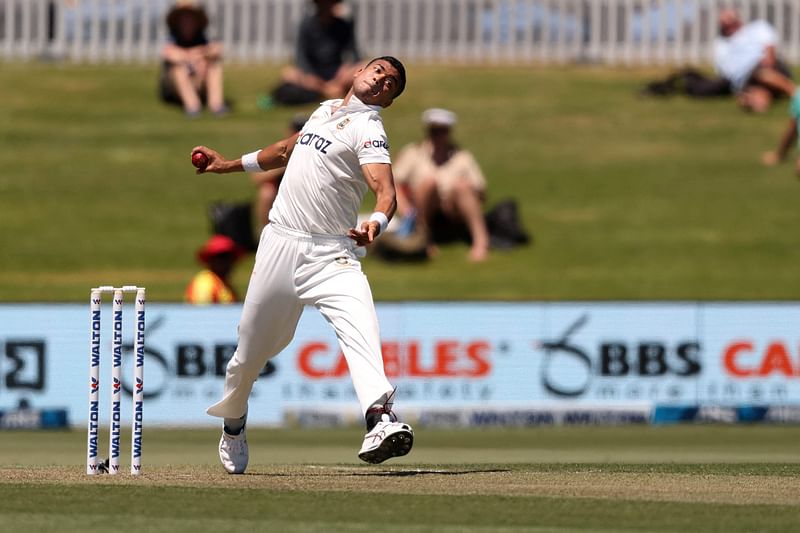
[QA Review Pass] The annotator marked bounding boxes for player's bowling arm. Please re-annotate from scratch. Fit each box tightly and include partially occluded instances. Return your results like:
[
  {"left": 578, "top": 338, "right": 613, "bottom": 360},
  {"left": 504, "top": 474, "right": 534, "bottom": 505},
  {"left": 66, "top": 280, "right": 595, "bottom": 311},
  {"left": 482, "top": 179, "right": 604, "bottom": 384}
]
[
  {"left": 250, "top": 167, "right": 285, "bottom": 185},
  {"left": 192, "top": 132, "right": 301, "bottom": 175},
  {"left": 253, "top": 132, "right": 301, "bottom": 171}
]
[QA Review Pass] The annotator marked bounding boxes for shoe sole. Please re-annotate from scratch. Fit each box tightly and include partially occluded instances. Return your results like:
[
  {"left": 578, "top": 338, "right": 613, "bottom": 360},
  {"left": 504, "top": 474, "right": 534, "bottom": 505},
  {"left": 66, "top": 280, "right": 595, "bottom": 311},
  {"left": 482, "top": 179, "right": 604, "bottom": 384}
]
[{"left": 358, "top": 427, "right": 414, "bottom": 464}]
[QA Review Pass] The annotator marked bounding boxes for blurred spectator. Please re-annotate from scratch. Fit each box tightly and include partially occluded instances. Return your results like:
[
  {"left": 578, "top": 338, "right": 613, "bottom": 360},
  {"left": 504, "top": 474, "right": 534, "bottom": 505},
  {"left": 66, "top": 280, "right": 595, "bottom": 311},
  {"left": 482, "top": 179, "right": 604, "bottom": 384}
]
[
  {"left": 250, "top": 114, "right": 308, "bottom": 229},
  {"left": 160, "top": 1, "right": 228, "bottom": 117},
  {"left": 393, "top": 108, "right": 491, "bottom": 262},
  {"left": 714, "top": 8, "right": 794, "bottom": 112},
  {"left": 643, "top": 10, "right": 796, "bottom": 108},
  {"left": 261, "top": 0, "right": 362, "bottom": 107},
  {"left": 185, "top": 235, "right": 244, "bottom": 305}
]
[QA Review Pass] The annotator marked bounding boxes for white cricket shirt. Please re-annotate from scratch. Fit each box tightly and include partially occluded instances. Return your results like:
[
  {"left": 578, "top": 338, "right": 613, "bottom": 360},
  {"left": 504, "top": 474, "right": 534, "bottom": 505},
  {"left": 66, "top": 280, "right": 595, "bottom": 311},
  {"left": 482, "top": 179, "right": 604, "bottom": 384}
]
[{"left": 269, "top": 95, "right": 392, "bottom": 235}]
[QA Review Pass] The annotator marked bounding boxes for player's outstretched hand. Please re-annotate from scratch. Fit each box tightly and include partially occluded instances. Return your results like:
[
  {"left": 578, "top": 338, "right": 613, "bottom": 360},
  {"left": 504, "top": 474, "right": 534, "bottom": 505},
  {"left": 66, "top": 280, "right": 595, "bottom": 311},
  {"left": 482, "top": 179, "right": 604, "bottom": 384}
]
[
  {"left": 348, "top": 221, "right": 379, "bottom": 246},
  {"left": 191, "top": 146, "right": 226, "bottom": 174}
]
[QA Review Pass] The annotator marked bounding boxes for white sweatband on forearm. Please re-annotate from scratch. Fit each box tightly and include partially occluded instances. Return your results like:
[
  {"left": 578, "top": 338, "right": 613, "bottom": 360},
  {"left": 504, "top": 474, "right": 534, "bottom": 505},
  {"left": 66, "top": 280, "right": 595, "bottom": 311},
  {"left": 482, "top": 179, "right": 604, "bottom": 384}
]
[
  {"left": 369, "top": 211, "right": 389, "bottom": 234},
  {"left": 241, "top": 150, "right": 263, "bottom": 173}
]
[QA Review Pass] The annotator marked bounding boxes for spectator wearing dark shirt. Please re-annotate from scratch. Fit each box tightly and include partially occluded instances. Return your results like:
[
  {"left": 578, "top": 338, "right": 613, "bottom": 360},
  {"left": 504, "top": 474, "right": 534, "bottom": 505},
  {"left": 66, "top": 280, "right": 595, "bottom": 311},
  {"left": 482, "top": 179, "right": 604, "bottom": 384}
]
[
  {"left": 160, "top": 1, "right": 227, "bottom": 117},
  {"left": 268, "top": 0, "right": 363, "bottom": 106}
]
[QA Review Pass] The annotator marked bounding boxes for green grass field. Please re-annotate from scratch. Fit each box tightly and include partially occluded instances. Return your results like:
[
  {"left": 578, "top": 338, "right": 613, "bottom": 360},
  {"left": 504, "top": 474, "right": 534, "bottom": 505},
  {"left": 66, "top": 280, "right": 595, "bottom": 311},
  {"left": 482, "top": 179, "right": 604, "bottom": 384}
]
[
  {"left": 1, "top": 426, "right": 799, "bottom": 532},
  {"left": 4, "top": 61, "right": 800, "bottom": 531},
  {"left": 3, "top": 63, "right": 800, "bottom": 301}
]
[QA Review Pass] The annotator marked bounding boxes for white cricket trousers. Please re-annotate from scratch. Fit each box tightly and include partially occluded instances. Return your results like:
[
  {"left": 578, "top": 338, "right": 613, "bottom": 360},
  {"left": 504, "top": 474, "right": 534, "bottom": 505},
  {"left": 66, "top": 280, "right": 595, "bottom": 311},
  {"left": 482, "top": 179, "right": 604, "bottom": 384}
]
[{"left": 207, "top": 222, "right": 393, "bottom": 419}]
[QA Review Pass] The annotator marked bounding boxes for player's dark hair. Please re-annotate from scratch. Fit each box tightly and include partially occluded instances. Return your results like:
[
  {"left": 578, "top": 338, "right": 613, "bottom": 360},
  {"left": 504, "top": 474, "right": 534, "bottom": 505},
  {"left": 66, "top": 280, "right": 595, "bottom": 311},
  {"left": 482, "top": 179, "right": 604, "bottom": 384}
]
[{"left": 368, "top": 56, "right": 406, "bottom": 99}]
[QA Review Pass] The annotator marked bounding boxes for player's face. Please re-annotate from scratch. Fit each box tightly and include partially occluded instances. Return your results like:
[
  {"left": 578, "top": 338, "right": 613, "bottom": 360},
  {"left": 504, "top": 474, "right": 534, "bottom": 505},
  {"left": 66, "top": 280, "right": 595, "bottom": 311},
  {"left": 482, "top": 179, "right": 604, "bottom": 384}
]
[{"left": 353, "top": 60, "right": 401, "bottom": 108}]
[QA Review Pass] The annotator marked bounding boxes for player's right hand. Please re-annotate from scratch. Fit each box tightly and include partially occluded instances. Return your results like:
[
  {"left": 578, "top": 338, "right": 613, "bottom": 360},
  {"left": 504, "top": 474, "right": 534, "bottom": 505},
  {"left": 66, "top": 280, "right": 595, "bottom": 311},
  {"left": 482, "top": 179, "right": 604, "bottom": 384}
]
[{"left": 190, "top": 146, "right": 224, "bottom": 174}]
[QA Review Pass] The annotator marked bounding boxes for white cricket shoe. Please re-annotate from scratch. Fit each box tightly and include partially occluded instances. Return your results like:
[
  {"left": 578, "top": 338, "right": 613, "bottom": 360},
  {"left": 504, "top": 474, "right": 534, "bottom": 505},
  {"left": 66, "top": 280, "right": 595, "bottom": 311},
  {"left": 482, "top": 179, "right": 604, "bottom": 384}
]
[
  {"left": 358, "top": 421, "right": 414, "bottom": 464},
  {"left": 218, "top": 428, "right": 248, "bottom": 474}
]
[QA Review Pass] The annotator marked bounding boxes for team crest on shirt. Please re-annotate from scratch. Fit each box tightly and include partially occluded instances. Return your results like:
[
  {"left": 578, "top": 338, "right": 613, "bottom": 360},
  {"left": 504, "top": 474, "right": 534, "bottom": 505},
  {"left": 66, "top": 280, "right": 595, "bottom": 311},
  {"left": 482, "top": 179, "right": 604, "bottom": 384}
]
[{"left": 336, "top": 118, "right": 351, "bottom": 130}]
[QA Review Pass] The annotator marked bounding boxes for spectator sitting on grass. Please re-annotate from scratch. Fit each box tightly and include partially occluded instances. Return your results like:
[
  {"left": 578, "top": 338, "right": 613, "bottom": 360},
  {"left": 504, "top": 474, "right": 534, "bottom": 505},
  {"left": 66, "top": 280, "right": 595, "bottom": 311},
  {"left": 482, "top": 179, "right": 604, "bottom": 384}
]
[
  {"left": 262, "top": 0, "right": 363, "bottom": 107},
  {"left": 392, "top": 108, "right": 491, "bottom": 262},
  {"left": 714, "top": 7, "right": 795, "bottom": 113},
  {"left": 185, "top": 235, "right": 244, "bottom": 305},
  {"left": 160, "top": 1, "right": 228, "bottom": 117}
]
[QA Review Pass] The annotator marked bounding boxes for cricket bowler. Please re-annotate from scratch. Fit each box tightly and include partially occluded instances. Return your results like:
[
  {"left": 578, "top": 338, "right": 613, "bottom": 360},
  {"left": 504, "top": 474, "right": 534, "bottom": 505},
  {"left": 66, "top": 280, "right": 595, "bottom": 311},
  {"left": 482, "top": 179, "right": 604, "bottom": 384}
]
[{"left": 192, "top": 56, "right": 413, "bottom": 473}]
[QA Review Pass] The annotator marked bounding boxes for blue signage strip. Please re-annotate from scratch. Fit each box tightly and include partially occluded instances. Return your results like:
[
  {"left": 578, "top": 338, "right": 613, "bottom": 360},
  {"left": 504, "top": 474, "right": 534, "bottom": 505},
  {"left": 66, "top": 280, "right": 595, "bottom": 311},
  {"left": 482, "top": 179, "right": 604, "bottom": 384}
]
[{"left": 0, "top": 302, "right": 799, "bottom": 427}]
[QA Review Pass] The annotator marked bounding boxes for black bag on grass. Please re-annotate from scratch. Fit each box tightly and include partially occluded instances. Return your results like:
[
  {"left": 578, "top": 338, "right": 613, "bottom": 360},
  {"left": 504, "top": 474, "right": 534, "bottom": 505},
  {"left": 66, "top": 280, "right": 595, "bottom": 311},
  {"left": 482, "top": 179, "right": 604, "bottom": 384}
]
[
  {"left": 271, "top": 82, "right": 322, "bottom": 106},
  {"left": 485, "top": 199, "right": 531, "bottom": 249},
  {"left": 208, "top": 201, "right": 257, "bottom": 252}
]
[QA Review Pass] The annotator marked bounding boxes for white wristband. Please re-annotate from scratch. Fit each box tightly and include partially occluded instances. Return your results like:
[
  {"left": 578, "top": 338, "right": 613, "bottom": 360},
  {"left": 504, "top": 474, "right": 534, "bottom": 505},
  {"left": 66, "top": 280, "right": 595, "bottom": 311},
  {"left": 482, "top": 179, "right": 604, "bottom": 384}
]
[
  {"left": 241, "top": 150, "right": 263, "bottom": 173},
  {"left": 369, "top": 212, "right": 389, "bottom": 235}
]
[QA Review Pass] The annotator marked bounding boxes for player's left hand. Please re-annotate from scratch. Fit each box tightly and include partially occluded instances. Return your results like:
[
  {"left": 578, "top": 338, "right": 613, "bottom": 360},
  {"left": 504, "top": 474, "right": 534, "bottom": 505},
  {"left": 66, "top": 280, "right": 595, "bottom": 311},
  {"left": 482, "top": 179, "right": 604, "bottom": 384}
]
[{"left": 348, "top": 221, "right": 379, "bottom": 246}]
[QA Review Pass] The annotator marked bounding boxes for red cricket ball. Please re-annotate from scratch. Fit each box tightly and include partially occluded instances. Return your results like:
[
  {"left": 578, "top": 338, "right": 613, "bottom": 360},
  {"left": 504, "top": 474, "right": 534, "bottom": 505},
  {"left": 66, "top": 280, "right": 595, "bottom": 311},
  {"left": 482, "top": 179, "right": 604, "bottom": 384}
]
[{"left": 192, "top": 151, "right": 209, "bottom": 170}]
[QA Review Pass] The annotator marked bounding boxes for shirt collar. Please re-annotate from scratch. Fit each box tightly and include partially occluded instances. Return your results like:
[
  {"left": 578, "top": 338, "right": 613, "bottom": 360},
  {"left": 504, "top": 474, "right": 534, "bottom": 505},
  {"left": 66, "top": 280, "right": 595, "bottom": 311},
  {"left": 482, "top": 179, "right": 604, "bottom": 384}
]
[{"left": 324, "top": 95, "right": 382, "bottom": 116}]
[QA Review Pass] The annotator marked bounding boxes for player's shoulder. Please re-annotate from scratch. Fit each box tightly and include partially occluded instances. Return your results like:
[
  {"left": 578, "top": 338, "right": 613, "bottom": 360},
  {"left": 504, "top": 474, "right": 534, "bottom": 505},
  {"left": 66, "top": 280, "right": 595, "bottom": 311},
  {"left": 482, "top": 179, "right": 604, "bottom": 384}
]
[
  {"left": 361, "top": 111, "right": 385, "bottom": 132},
  {"left": 312, "top": 99, "right": 340, "bottom": 119},
  {"left": 342, "top": 109, "right": 385, "bottom": 140}
]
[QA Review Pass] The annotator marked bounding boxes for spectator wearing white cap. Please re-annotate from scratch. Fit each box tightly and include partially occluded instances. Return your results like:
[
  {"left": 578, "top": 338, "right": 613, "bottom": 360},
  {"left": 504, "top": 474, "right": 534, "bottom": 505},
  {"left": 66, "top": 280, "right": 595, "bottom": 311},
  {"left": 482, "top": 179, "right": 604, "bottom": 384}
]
[{"left": 393, "top": 108, "right": 490, "bottom": 262}]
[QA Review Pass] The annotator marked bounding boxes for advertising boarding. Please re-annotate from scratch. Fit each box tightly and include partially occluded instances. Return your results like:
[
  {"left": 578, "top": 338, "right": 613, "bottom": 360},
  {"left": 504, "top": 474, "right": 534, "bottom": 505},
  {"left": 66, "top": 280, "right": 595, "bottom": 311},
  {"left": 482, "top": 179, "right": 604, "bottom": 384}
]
[{"left": 0, "top": 302, "right": 799, "bottom": 427}]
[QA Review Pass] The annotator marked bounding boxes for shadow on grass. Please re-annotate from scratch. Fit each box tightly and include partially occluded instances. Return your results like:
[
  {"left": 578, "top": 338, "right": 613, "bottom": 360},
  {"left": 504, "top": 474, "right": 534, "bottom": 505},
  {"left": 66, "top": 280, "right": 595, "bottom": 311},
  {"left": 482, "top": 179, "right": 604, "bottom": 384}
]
[
  {"left": 247, "top": 468, "right": 510, "bottom": 477},
  {"left": 355, "top": 469, "right": 510, "bottom": 477}
]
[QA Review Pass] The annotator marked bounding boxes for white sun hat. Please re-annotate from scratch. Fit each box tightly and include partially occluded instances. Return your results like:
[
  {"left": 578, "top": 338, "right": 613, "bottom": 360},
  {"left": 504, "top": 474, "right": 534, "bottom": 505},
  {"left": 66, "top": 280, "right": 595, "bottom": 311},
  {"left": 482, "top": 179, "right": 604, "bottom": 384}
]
[{"left": 421, "top": 108, "right": 457, "bottom": 127}]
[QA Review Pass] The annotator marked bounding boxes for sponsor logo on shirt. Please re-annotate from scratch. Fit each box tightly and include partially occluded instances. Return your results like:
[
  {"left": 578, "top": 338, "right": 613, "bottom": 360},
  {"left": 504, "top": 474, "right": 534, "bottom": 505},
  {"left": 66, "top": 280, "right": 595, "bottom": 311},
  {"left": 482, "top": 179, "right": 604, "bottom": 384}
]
[
  {"left": 297, "top": 132, "right": 333, "bottom": 154},
  {"left": 364, "top": 139, "right": 389, "bottom": 150}
]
